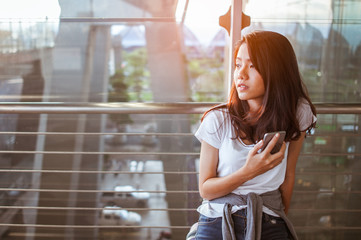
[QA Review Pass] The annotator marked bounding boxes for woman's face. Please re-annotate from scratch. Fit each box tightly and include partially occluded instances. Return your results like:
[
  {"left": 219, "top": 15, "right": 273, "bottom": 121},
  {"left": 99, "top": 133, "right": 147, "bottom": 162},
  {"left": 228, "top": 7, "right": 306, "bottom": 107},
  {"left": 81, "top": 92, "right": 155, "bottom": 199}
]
[{"left": 234, "top": 43, "right": 265, "bottom": 111}]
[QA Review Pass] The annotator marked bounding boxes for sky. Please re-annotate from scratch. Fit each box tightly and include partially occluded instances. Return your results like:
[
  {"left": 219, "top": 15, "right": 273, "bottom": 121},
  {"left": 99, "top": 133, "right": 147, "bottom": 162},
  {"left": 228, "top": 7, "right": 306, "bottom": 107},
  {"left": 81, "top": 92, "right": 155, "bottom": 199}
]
[
  {"left": 177, "top": 0, "right": 231, "bottom": 45},
  {"left": 0, "top": 0, "right": 60, "bottom": 19}
]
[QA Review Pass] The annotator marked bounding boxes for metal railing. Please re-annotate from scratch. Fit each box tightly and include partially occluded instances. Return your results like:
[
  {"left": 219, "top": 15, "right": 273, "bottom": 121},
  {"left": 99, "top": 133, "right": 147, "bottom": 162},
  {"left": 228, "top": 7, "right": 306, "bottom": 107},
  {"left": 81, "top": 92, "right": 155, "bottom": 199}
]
[
  {"left": 0, "top": 102, "right": 360, "bottom": 114},
  {"left": 0, "top": 19, "right": 57, "bottom": 54},
  {"left": 0, "top": 102, "right": 360, "bottom": 239}
]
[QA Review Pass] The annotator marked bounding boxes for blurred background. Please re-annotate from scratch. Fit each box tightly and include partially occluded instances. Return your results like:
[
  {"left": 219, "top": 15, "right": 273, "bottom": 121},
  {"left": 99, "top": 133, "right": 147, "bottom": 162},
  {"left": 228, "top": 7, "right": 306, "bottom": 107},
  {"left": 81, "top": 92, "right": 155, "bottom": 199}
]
[{"left": 0, "top": 0, "right": 360, "bottom": 239}]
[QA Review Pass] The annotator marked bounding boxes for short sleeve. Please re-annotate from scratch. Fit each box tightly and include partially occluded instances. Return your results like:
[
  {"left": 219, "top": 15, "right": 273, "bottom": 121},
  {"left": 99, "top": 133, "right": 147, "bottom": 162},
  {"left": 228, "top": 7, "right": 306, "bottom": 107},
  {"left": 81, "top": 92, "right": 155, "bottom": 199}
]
[
  {"left": 297, "top": 99, "right": 317, "bottom": 131},
  {"left": 194, "top": 110, "right": 226, "bottom": 149}
]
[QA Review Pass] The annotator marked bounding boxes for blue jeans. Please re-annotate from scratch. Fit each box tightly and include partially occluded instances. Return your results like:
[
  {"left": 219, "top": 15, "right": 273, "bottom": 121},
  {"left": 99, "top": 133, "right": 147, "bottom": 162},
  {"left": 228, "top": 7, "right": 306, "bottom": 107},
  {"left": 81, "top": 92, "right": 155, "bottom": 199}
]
[{"left": 195, "top": 209, "right": 291, "bottom": 240}]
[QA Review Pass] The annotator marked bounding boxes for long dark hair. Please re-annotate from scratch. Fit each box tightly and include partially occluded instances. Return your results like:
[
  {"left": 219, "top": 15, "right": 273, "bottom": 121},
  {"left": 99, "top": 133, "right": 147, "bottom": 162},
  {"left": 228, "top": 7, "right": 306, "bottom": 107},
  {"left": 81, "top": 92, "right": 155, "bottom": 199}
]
[{"left": 202, "top": 31, "right": 316, "bottom": 143}]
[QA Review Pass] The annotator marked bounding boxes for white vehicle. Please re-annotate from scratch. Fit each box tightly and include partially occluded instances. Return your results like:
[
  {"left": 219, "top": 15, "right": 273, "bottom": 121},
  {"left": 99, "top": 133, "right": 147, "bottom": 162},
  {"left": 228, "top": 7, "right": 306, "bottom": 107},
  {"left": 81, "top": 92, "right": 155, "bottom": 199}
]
[
  {"left": 101, "top": 185, "right": 150, "bottom": 207},
  {"left": 99, "top": 206, "right": 141, "bottom": 230}
]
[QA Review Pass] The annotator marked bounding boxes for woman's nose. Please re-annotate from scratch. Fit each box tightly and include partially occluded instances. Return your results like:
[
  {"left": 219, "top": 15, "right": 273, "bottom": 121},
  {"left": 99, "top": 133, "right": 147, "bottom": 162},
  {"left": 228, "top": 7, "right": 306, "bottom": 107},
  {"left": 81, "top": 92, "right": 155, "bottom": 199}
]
[
  {"left": 238, "top": 70, "right": 243, "bottom": 79},
  {"left": 237, "top": 67, "right": 247, "bottom": 80}
]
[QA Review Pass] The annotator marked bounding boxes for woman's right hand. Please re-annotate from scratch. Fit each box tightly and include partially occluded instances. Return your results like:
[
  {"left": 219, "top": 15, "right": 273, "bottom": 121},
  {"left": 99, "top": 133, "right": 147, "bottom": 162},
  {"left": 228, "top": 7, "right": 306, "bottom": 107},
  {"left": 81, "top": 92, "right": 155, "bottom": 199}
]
[
  {"left": 198, "top": 134, "right": 286, "bottom": 200},
  {"left": 242, "top": 133, "right": 286, "bottom": 178}
]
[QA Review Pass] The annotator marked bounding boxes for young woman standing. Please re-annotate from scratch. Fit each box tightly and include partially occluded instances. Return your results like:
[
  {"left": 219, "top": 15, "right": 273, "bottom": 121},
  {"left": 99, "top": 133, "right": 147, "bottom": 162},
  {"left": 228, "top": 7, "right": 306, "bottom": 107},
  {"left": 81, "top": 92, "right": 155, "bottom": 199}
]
[{"left": 194, "top": 31, "right": 317, "bottom": 240}]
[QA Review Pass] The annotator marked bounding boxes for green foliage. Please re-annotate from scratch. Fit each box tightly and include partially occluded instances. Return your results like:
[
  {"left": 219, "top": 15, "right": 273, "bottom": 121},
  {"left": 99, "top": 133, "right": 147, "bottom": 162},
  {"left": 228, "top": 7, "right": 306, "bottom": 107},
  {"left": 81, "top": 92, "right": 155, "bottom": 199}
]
[
  {"left": 108, "top": 68, "right": 129, "bottom": 102},
  {"left": 122, "top": 48, "right": 152, "bottom": 102},
  {"left": 188, "top": 60, "right": 207, "bottom": 79},
  {"left": 107, "top": 68, "right": 132, "bottom": 125},
  {"left": 107, "top": 47, "right": 153, "bottom": 125},
  {"left": 187, "top": 57, "right": 225, "bottom": 102}
]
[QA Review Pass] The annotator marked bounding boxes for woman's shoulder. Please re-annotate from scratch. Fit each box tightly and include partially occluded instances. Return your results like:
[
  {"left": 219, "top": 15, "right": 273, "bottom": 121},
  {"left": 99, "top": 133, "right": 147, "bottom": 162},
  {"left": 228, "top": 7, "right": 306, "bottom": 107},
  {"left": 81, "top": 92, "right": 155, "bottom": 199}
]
[
  {"left": 297, "top": 98, "right": 312, "bottom": 111},
  {"left": 297, "top": 98, "right": 317, "bottom": 131},
  {"left": 203, "top": 104, "right": 229, "bottom": 121},
  {"left": 195, "top": 104, "right": 230, "bottom": 147},
  {"left": 296, "top": 98, "right": 315, "bottom": 118}
]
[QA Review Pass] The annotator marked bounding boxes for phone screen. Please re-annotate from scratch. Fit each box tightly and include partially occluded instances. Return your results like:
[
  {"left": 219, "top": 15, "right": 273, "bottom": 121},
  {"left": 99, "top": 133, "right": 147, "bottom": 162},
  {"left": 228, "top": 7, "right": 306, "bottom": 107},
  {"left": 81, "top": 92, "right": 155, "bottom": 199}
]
[{"left": 260, "top": 131, "right": 286, "bottom": 154}]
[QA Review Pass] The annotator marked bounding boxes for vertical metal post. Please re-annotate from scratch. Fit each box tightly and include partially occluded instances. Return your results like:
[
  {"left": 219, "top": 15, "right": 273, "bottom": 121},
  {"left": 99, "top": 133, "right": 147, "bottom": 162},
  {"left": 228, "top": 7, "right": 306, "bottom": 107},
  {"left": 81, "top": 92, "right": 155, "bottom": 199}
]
[
  {"left": 65, "top": 26, "right": 96, "bottom": 240},
  {"left": 227, "top": 0, "right": 243, "bottom": 95}
]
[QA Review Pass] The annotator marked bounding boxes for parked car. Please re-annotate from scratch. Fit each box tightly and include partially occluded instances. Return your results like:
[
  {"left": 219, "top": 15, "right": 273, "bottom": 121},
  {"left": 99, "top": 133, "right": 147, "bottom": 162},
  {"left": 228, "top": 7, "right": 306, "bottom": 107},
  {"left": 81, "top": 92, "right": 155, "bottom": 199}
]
[
  {"left": 101, "top": 185, "right": 150, "bottom": 207},
  {"left": 99, "top": 206, "right": 141, "bottom": 230}
]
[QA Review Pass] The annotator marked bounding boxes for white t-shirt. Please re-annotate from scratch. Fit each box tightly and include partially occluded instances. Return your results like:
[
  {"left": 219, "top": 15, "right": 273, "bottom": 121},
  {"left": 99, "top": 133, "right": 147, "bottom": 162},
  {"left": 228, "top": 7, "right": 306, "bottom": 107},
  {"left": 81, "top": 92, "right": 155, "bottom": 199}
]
[{"left": 195, "top": 99, "right": 317, "bottom": 217}]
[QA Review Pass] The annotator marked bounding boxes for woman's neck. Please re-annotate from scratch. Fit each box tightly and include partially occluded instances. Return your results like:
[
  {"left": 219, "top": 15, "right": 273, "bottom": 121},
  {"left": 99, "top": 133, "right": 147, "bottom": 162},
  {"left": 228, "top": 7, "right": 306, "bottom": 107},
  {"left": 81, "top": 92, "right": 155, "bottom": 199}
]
[{"left": 247, "top": 99, "right": 262, "bottom": 113}]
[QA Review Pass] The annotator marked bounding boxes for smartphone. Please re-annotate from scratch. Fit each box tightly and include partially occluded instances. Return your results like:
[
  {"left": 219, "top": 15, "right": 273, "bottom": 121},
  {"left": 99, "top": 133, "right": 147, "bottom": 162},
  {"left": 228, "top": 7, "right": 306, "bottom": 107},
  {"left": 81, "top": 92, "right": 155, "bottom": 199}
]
[{"left": 260, "top": 131, "right": 286, "bottom": 154}]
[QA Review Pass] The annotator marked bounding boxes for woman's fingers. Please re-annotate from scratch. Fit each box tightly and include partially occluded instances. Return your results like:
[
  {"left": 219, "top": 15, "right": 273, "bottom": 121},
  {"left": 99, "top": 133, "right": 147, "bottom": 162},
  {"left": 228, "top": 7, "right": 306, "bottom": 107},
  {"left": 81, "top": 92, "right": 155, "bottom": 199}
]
[
  {"left": 247, "top": 135, "right": 286, "bottom": 172},
  {"left": 267, "top": 142, "right": 286, "bottom": 167},
  {"left": 261, "top": 138, "right": 286, "bottom": 169},
  {"left": 249, "top": 139, "right": 264, "bottom": 156}
]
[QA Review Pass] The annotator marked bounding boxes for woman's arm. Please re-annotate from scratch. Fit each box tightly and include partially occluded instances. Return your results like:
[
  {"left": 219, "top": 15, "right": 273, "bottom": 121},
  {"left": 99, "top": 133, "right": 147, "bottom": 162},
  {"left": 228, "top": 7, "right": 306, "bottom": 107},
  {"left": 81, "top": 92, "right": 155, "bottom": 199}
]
[
  {"left": 279, "top": 131, "right": 306, "bottom": 215},
  {"left": 199, "top": 133, "right": 286, "bottom": 200}
]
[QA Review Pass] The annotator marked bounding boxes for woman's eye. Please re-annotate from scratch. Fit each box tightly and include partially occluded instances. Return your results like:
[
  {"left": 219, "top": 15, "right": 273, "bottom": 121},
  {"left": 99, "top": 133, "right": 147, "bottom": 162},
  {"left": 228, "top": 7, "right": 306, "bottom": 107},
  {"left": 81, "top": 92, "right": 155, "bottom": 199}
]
[
  {"left": 249, "top": 64, "right": 254, "bottom": 68},
  {"left": 235, "top": 64, "right": 241, "bottom": 68}
]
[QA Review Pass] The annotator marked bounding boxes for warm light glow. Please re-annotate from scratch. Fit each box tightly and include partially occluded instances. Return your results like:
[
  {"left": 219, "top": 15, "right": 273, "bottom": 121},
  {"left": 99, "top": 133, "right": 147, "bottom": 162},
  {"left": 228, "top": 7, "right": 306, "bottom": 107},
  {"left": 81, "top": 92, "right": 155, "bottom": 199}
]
[
  {"left": 175, "top": 0, "right": 188, "bottom": 22},
  {"left": 0, "top": 0, "right": 60, "bottom": 19},
  {"left": 182, "top": 0, "right": 231, "bottom": 46}
]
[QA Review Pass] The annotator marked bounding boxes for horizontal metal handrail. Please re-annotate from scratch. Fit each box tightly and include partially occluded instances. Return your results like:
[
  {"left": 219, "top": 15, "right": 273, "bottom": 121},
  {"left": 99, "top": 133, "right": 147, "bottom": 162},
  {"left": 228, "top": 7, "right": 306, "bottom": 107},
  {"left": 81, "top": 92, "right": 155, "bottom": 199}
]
[
  {"left": 1, "top": 169, "right": 360, "bottom": 175},
  {"left": 0, "top": 206, "right": 196, "bottom": 212},
  {"left": 0, "top": 102, "right": 360, "bottom": 114},
  {"left": 1, "top": 206, "right": 361, "bottom": 213},
  {"left": 0, "top": 131, "right": 360, "bottom": 137},
  {"left": 0, "top": 131, "right": 195, "bottom": 136},
  {"left": 0, "top": 223, "right": 190, "bottom": 229},
  {"left": 60, "top": 17, "right": 176, "bottom": 23},
  {"left": 1, "top": 188, "right": 360, "bottom": 194},
  {"left": 0, "top": 150, "right": 199, "bottom": 155},
  {"left": 0, "top": 150, "right": 359, "bottom": 157},
  {"left": 0, "top": 169, "right": 198, "bottom": 174},
  {"left": 0, "top": 102, "right": 216, "bottom": 114},
  {"left": 0, "top": 188, "right": 199, "bottom": 194},
  {"left": 0, "top": 223, "right": 360, "bottom": 231}
]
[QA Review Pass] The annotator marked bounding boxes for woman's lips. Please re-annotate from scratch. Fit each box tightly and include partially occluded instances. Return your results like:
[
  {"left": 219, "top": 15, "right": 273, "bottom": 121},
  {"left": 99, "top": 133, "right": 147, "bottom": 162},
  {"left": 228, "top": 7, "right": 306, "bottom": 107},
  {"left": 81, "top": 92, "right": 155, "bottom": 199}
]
[{"left": 237, "top": 84, "right": 248, "bottom": 91}]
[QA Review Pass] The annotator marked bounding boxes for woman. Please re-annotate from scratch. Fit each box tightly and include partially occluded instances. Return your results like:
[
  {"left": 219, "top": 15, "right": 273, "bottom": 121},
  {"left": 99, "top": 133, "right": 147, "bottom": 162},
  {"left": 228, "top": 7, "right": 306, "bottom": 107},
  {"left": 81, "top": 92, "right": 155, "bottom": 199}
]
[{"left": 193, "top": 31, "right": 317, "bottom": 240}]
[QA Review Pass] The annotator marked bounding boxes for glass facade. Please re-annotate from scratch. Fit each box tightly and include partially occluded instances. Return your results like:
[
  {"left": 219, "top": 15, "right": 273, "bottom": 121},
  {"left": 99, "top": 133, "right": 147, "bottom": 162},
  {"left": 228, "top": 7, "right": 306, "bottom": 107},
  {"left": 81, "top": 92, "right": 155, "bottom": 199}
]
[{"left": 0, "top": 0, "right": 360, "bottom": 239}]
